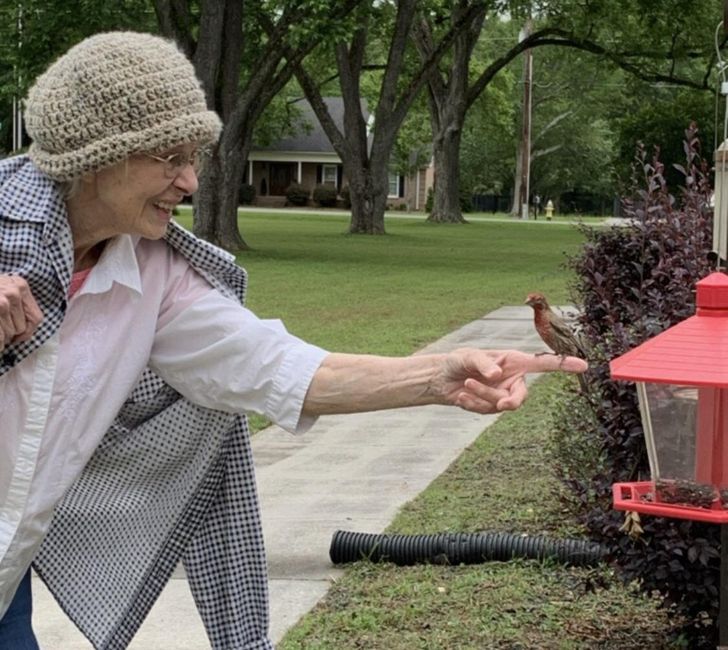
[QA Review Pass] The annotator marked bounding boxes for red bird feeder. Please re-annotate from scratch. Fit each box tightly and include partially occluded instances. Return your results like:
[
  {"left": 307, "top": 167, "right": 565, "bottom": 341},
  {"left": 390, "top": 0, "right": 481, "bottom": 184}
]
[{"left": 611, "top": 272, "right": 728, "bottom": 523}]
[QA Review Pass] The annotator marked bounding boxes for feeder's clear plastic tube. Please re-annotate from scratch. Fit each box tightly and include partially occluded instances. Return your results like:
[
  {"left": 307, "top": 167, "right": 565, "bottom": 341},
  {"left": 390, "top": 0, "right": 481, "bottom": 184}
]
[{"left": 637, "top": 382, "right": 659, "bottom": 480}]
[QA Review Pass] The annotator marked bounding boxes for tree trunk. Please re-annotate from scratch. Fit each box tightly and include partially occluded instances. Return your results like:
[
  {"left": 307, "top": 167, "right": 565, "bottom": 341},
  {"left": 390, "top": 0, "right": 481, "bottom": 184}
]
[
  {"left": 510, "top": 145, "right": 523, "bottom": 217},
  {"left": 428, "top": 124, "right": 466, "bottom": 223},
  {"left": 193, "top": 134, "right": 250, "bottom": 251},
  {"left": 218, "top": 141, "right": 248, "bottom": 249},
  {"left": 157, "top": 0, "right": 364, "bottom": 251},
  {"left": 348, "top": 164, "right": 387, "bottom": 234},
  {"left": 294, "top": 0, "right": 474, "bottom": 237},
  {"left": 192, "top": 159, "right": 218, "bottom": 243},
  {"left": 413, "top": 3, "right": 485, "bottom": 225},
  {"left": 194, "top": 165, "right": 250, "bottom": 251}
]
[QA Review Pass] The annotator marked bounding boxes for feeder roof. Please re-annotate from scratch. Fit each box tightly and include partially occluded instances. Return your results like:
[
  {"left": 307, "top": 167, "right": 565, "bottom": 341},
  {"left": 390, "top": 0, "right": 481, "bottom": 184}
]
[{"left": 610, "top": 272, "right": 728, "bottom": 387}]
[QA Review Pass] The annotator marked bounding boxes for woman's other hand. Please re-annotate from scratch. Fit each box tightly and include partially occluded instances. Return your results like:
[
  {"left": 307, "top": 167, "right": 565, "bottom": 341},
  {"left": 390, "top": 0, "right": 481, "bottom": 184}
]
[{"left": 0, "top": 276, "right": 43, "bottom": 352}]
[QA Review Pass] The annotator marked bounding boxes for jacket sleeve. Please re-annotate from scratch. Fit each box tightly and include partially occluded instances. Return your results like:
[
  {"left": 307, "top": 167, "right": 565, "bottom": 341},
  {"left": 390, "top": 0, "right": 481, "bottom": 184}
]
[{"left": 150, "top": 285, "right": 328, "bottom": 434}]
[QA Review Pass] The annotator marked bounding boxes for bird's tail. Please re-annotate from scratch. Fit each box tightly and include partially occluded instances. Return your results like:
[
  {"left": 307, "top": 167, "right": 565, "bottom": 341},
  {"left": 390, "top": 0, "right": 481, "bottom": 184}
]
[{"left": 577, "top": 372, "right": 589, "bottom": 394}]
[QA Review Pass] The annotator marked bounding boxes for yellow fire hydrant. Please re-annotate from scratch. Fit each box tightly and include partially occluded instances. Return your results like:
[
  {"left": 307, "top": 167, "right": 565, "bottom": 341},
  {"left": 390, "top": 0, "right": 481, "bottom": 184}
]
[{"left": 544, "top": 199, "right": 554, "bottom": 220}]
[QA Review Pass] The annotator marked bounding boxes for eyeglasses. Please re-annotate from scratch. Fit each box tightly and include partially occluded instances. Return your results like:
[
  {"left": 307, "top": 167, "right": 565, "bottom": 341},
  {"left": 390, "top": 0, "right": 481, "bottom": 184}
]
[{"left": 143, "top": 149, "right": 208, "bottom": 178}]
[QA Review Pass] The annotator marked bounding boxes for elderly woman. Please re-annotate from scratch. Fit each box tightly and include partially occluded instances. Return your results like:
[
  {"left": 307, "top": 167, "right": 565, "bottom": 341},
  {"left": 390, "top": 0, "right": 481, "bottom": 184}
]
[{"left": 0, "top": 31, "right": 586, "bottom": 650}]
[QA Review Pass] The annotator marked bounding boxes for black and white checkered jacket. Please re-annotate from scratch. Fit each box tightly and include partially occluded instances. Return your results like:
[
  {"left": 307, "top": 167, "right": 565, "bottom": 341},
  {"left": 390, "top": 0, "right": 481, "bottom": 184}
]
[{"left": 1, "top": 155, "right": 274, "bottom": 650}]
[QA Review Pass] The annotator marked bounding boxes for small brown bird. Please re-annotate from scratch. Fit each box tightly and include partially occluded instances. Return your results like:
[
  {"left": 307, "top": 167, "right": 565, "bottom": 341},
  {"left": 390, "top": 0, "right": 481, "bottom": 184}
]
[{"left": 525, "top": 292, "right": 588, "bottom": 390}]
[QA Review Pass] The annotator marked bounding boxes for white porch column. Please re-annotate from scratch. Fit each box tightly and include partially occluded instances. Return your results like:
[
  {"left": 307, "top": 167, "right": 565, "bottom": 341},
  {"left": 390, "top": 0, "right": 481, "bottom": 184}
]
[
  {"left": 297, "top": 161, "right": 302, "bottom": 183},
  {"left": 248, "top": 159, "right": 253, "bottom": 186}
]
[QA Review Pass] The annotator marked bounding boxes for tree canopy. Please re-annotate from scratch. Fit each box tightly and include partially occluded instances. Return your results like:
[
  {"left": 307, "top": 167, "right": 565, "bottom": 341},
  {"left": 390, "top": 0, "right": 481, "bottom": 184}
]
[{"left": 0, "top": 0, "right": 724, "bottom": 244}]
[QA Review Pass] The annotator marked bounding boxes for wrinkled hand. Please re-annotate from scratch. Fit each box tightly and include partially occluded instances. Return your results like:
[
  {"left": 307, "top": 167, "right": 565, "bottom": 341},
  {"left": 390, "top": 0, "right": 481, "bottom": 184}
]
[
  {"left": 436, "top": 348, "right": 588, "bottom": 414},
  {"left": 0, "top": 275, "right": 43, "bottom": 352}
]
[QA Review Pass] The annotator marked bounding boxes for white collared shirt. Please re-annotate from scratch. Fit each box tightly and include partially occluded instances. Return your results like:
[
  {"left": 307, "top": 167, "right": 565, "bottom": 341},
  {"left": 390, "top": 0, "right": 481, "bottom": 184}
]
[{"left": 0, "top": 234, "right": 328, "bottom": 615}]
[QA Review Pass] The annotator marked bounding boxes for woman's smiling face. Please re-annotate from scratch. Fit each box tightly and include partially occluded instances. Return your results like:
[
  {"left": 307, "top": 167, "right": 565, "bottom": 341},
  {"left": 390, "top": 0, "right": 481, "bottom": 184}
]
[{"left": 89, "top": 143, "right": 200, "bottom": 240}]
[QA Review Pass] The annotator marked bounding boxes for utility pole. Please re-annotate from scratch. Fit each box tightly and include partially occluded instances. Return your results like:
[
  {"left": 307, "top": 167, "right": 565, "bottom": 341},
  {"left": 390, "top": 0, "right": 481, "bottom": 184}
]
[{"left": 518, "top": 19, "right": 533, "bottom": 220}]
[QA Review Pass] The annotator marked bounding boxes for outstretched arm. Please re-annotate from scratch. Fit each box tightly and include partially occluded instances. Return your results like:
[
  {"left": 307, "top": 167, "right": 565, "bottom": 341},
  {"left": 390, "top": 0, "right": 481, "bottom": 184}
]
[{"left": 302, "top": 348, "right": 587, "bottom": 417}]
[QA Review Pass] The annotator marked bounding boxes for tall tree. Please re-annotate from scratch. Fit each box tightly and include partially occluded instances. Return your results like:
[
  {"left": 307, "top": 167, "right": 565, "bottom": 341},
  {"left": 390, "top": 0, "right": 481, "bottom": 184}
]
[
  {"left": 505, "top": 32, "right": 621, "bottom": 214},
  {"left": 286, "top": 0, "right": 484, "bottom": 234},
  {"left": 609, "top": 77, "right": 716, "bottom": 191},
  {"left": 412, "top": 1, "right": 486, "bottom": 223},
  {"left": 154, "top": 0, "right": 363, "bottom": 250},
  {"left": 413, "top": 0, "right": 719, "bottom": 223},
  {"left": 525, "top": 50, "right": 618, "bottom": 209}
]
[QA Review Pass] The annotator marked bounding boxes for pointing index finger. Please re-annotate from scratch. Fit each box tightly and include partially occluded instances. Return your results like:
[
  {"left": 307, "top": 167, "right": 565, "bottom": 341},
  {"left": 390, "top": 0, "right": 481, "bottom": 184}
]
[{"left": 527, "top": 353, "right": 588, "bottom": 374}]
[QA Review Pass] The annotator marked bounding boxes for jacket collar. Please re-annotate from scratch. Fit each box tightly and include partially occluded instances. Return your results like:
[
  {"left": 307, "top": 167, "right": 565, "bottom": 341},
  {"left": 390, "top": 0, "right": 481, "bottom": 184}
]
[
  {"left": 79, "top": 234, "right": 143, "bottom": 297},
  {"left": 0, "top": 155, "right": 74, "bottom": 285},
  {"left": 0, "top": 155, "right": 66, "bottom": 224}
]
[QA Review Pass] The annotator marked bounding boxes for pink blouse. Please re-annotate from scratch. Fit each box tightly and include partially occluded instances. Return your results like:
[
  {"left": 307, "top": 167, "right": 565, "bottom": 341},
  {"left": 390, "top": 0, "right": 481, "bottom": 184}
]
[{"left": 68, "top": 267, "right": 93, "bottom": 298}]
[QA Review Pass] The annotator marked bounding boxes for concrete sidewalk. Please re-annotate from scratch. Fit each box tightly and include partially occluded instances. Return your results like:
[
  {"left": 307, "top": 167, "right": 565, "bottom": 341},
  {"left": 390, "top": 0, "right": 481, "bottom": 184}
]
[{"left": 32, "top": 305, "right": 551, "bottom": 648}]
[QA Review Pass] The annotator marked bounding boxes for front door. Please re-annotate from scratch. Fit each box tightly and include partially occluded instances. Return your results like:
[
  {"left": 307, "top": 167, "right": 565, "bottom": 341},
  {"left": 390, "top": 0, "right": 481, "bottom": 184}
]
[{"left": 269, "top": 163, "right": 295, "bottom": 195}]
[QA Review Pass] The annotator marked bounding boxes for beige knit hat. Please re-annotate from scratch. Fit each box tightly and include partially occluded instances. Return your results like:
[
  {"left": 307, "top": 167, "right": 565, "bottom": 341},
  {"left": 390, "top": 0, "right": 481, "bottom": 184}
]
[{"left": 25, "top": 31, "right": 222, "bottom": 181}]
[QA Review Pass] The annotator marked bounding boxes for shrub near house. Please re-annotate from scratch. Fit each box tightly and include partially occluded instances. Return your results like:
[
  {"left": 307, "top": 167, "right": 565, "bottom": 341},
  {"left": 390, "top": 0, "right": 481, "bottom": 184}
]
[
  {"left": 286, "top": 182, "right": 310, "bottom": 206},
  {"left": 313, "top": 183, "right": 337, "bottom": 207},
  {"left": 239, "top": 183, "right": 256, "bottom": 205}
]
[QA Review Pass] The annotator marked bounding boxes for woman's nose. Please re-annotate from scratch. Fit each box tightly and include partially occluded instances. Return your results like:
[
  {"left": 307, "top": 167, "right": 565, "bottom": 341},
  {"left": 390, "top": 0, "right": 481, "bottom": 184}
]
[{"left": 174, "top": 163, "right": 199, "bottom": 195}]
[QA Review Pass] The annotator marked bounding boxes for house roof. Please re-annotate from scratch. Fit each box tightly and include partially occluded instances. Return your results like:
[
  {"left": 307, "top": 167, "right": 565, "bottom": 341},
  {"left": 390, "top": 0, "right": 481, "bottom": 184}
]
[{"left": 255, "top": 97, "right": 368, "bottom": 154}]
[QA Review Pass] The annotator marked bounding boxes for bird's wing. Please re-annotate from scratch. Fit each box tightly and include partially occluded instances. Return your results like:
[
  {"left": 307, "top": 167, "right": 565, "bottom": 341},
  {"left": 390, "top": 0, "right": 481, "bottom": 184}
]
[{"left": 550, "top": 312, "right": 587, "bottom": 357}]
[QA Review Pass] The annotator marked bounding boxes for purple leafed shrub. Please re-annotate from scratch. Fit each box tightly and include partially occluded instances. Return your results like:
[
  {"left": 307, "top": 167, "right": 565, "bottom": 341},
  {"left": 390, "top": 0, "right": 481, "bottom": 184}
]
[{"left": 551, "top": 124, "right": 717, "bottom": 647}]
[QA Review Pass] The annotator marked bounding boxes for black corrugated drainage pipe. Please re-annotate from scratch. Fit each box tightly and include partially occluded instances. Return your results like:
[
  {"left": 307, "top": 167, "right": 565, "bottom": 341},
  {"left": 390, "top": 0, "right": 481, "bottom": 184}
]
[{"left": 330, "top": 530, "right": 607, "bottom": 568}]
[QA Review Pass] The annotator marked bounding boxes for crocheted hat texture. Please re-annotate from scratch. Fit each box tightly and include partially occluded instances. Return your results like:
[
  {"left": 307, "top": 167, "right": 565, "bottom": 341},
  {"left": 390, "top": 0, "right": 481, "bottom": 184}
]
[{"left": 25, "top": 31, "right": 222, "bottom": 181}]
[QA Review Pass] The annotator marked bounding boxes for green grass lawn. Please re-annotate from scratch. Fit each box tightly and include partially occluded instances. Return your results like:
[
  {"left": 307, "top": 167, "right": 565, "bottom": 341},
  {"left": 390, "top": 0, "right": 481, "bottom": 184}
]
[{"left": 175, "top": 209, "right": 585, "bottom": 355}]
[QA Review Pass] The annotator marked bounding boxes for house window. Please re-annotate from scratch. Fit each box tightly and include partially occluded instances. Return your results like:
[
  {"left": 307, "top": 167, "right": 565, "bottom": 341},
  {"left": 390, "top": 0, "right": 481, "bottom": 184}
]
[
  {"left": 322, "top": 164, "right": 338, "bottom": 187},
  {"left": 388, "top": 171, "right": 404, "bottom": 198}
]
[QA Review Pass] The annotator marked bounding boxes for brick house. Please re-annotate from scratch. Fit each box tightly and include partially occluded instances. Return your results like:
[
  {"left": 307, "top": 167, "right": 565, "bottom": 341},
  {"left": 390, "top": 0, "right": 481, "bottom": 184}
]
[{"left": 246, "top": 98, "right": 432, "bottom": 211}]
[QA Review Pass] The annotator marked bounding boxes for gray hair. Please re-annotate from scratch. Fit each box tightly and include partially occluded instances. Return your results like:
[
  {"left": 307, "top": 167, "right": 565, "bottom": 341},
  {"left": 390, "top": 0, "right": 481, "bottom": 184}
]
[{"left": 58, "top": 178, "right": 82, "bottom": 199}]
